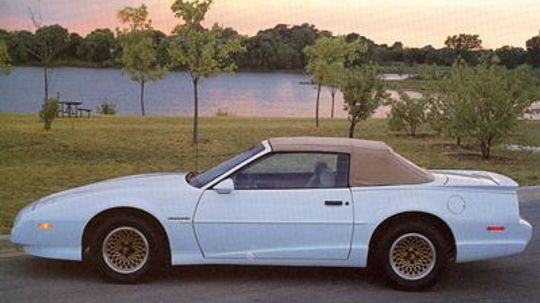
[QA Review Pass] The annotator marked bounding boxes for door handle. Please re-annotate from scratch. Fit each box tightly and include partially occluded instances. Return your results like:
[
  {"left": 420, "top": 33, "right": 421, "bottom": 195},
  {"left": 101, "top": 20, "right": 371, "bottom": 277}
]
[{"left": 324, "top": 200, "right": 343, "bottom": 206}]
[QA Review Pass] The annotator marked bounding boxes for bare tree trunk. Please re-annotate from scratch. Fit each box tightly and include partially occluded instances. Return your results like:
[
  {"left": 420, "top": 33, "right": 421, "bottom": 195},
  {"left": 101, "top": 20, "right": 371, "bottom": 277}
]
[
  {"left": 315, "top": 83, "right": 321, "bottom": 127},
  {"left": 140, "top": 79, "right": 146, "bottom": 116},
  {"left": 348, "top": 121, "right": 356, "bottom": 138},
  {"left": 330, "top": 86, "right": 336, "bottom": 119},
  {"left": 480, "top": 138, "right": 491, "bottom": 159},
  {"left": 43, "top": 65, "right": 49, "bottom": 102},
  {"left": 480, "top": 141, "right": 490, "bottom": 159},
  {"left": 192, "top": 78, "right": 199, "bottom": 143},
  {"left": 456, "top": 136, "right": 461, "bottom": 146}
]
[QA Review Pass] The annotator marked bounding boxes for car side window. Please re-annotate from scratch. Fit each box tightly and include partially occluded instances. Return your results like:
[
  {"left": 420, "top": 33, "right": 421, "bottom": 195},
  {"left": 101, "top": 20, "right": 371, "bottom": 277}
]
[{"left": 231, "top": 153, "right": 349, "bottom": 190}]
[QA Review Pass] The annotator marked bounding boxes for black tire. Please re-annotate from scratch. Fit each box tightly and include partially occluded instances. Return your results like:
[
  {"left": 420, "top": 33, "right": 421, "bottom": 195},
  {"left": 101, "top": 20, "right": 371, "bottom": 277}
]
[
  {"left": 374, "top": 221, "right": 450, "bottom": 291},
  {"left": 90, "top": 214, "right": 164, "bottom": 283}
]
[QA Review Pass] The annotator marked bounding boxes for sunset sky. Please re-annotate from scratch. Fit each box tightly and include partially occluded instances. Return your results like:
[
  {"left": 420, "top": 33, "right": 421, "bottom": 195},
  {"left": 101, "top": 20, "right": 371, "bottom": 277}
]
[{"left": 1, "top": 0, "right": 539, "bottom": 48}]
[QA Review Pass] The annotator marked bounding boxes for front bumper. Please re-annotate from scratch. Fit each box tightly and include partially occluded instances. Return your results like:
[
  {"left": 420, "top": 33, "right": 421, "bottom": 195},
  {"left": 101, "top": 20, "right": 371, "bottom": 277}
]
[{"left": 11, "top": 204, "right": 83, "bottom": 261}]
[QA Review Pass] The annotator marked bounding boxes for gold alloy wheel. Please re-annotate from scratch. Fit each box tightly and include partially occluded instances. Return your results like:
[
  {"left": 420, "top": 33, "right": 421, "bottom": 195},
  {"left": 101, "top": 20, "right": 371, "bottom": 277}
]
[
  {"left": 389, "top": 233, "right": 436, "bottom": 281},
  {"left": 102, "top": 226, "right": 149, "bottom": 274}
]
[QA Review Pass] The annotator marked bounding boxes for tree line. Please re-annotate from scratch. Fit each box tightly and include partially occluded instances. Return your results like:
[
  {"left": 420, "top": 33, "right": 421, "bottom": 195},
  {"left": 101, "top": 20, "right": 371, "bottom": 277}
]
[{"left": 2, "top": 24, "right": 540, "bottom": 71}]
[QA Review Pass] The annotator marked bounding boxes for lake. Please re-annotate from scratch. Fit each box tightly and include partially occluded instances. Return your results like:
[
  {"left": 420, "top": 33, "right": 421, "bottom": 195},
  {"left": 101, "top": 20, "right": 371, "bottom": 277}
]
[{"left": 0, "top": 67, "right": 402, "bottom": 118}]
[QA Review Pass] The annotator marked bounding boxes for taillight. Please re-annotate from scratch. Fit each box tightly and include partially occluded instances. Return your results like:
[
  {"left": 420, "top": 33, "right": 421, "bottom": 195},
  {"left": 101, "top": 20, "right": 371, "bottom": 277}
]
[{"left": 486, "top": 225, "right": 505, "bottom": 232}]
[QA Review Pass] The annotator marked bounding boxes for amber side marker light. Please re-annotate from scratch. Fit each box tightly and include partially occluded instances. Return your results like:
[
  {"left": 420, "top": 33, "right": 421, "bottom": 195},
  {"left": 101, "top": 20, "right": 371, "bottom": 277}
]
[
  {"left": 487, "top": 225, "right": 505, "bottom": 232},
  {"left": 37, "top": 223, "right": 54, "bottom": 230}
]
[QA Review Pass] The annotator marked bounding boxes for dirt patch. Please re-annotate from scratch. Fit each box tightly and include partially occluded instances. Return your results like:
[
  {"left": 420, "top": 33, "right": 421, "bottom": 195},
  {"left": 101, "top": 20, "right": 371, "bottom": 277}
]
[
  {"left": 391, "top": 133, "right": 437, "bottom": 139},
  {"left": 430, "top": 142, "right": 476, "bottom": 152}
]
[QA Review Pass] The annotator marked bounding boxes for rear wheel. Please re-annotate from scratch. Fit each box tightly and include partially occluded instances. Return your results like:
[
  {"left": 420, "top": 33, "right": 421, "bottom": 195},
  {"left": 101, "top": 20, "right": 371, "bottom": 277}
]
[
  {"left": 91, "top": 215, "right": 164, "bottom": 283},
  {"left": 375, "top": 222, "right": 450, "bottom": 290}
]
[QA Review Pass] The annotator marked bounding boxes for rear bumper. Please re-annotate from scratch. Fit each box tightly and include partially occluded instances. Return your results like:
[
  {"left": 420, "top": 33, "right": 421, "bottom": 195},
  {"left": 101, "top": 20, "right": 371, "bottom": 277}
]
[
  {"left": 507, "top": 218, "right": 533, "bottom": 255},
  {"left": 456, "top": 217, "right": 533, "bottom": 263}
]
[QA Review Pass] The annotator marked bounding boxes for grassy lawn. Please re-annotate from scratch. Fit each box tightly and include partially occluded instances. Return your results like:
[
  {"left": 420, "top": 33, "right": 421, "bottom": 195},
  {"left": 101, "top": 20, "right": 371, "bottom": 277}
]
[{"left": 1, "top": 113, "right": 540, "bottom": 233}]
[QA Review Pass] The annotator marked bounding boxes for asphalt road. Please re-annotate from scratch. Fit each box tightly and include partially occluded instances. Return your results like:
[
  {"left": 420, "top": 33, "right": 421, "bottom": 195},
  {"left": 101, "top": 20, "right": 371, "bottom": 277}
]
[{"left": 1, "top": 201, "right": 539, "bottom": 303}]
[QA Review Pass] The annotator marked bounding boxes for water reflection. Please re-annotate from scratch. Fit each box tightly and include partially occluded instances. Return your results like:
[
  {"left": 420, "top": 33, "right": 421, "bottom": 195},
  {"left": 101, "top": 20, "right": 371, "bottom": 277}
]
[{"left": 0, "top": 67, "right": 409, "bottom": 118}]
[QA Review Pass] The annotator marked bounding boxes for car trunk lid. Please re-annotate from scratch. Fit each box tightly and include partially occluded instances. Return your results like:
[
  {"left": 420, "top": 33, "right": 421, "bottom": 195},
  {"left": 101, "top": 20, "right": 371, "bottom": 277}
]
[{"left": 430, "top": 170, "right": 518, "bottom": 190}]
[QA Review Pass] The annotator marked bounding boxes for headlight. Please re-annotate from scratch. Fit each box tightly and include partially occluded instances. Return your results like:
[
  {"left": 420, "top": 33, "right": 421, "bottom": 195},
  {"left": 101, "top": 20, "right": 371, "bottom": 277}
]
[{"left": 13, "top": 200, "right": 38, "bottom": 226}]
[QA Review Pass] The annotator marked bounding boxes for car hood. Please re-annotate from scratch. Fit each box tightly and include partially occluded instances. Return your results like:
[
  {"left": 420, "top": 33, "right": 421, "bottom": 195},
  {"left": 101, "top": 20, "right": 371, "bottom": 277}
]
[
  {"left": 430, "top": 169, "right": 518, "bottom": 190},
  {"left": 37, "top": 173, "right": 189, "bottom": 203}
]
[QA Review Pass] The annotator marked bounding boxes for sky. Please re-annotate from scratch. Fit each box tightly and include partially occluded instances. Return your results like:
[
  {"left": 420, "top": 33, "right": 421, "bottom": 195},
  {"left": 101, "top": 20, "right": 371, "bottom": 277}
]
[{"left": 1, "top": 0, "right": 540, "bottom": 48}]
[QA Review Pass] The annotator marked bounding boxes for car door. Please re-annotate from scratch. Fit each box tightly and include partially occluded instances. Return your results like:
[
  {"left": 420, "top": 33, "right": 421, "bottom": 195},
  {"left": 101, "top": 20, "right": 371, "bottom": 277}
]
[{"left": 193, "top": 152, "right": 354, "bottom": 260}]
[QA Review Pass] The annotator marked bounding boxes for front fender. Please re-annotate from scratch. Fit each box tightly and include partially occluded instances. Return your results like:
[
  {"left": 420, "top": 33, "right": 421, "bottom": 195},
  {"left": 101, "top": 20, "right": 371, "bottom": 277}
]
[{"left": 12, "top": 186, "right": 204, "bottom": 263}]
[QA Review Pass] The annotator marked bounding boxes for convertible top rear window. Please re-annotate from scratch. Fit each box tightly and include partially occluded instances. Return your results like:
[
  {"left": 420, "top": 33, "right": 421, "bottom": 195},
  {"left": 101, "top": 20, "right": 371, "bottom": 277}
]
[{"left": 188, "top": 144, "right": 265, "bottom": 188}]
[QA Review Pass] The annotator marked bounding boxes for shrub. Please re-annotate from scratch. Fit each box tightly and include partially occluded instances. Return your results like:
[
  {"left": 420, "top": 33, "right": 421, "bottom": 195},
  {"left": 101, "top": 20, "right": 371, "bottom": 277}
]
[
  {"left": 39, "top": 98, "right": 59, "bottom": 130},
  {"left": 215, "top": 108, "right": 233, "bottom": 117},
  {"left": 97, "top": 98, "right": 117, "bottom": 115},
  {"left": 387, "top": 90, "right": 428, "bottom": 136},
  {"left": 429, "top": 60, "right": 538, "bottom": 158}
]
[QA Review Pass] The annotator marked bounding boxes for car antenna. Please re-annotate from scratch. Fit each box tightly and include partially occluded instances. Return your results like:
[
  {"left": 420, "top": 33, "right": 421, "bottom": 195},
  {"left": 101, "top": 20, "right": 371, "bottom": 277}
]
[{"left": 195, "top": 139, "right": 199, "bottom": 173}]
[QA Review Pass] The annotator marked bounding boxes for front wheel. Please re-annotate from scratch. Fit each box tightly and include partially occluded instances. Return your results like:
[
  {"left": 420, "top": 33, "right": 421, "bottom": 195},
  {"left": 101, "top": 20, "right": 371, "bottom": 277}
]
[
  {"left": 91, "top": 215, "right": 163, "bottom": 283},
  {"left": 376, "top": 222, "right": 450, "bottom": 291}
]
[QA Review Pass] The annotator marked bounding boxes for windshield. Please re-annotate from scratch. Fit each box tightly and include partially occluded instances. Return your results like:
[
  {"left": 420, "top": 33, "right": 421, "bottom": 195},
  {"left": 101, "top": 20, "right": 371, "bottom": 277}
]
[{"left": 188, "top": 144, "right": 265, "bottom": 188}]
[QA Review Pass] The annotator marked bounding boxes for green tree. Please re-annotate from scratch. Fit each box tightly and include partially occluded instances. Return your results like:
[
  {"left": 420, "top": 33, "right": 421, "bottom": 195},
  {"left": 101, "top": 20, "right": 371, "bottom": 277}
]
[
  {"left": 444, "top": 33, "right": 482, "bottom": 65},
  {"left": 496, "top": 46, "right": 526, "bottom": 69},
  {"left": 387, "top": 90, "right": 428, "bottom": 136},
  {"left": 340, "top": 64, "right": 388, "bottom": 138},
  {"left": 0, "top": 39, "right": 11, "bottom": 74},
  {"left": 444, "top": 34, "right": 482, "bottom": 51},
  {"left": 117, "top": 4, "right": 167, "bottom": 116},
  {"left": 239, "top": 23, "right": 321, "bottom": 70},
  {"left": 0, "top": 29, "right": 9, "bottom": 43},
  {"left": 80, "top": 29, "right": 116, "bottom": 63},
  {"left": 65, "top": 32, "right": 83, "bottom": 60},
  {"left": 304, "top": 36, "right": 365, "bottom": 126},
  {"left": 28, "top": 25, "right": 69, "bottom": 102},
  {"left": 426, "top": 87, "right": 459, "bottom": 139},
  {"left": 168, "top": 0, "right": 244, "bottom": 143},
  {"left": 150, "top": 29, "right": 172, "bottom": 67},
  {"left": 8, "top": 31, "right": 35, "bottom": 63},
  {"left": 526, "top": 31, "right": 540, "bottom": 68},
  {"left": 431, "top": 60, "right": 537, "bottom": 158}
]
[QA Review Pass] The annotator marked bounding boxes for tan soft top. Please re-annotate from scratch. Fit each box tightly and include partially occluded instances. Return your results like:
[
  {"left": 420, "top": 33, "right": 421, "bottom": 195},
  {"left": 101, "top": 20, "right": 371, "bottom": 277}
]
[{"left": 268, "top": 137, "right": 434, "bottom": 186}]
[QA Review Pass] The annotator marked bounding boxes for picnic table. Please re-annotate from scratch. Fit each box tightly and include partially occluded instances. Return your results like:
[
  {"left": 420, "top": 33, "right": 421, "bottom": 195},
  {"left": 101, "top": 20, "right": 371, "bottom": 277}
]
[
  {"left": 59, "top": 101, "right": 82, "bottom": 117},
  {"left": 58, "top": 101, "right": 92, "bottom": 118},
  {"left": 77, "top": 108, "right": 91, "bottom": 117}
]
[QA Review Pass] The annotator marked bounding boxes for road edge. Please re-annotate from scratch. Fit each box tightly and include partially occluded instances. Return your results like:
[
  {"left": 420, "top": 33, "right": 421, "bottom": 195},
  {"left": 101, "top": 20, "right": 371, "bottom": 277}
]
[
  {"left": 0, "top": 234, "right": 24, "bottom": 258},
  {"left": 518, "top": 186, "right": 540, "bottom": 203}
]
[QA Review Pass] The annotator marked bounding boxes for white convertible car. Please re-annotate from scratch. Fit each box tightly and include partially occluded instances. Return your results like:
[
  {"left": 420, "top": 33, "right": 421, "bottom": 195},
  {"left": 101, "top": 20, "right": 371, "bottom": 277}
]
[{"left": 11, "top": 137, "right": 533, "bottom": 290}]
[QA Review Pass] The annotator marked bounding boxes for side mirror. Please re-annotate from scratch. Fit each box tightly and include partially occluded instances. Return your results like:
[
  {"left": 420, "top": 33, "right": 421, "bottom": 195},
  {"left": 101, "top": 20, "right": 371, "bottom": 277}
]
[{"left": 214, "top": 178, "right": 235, "bottom": 194}]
